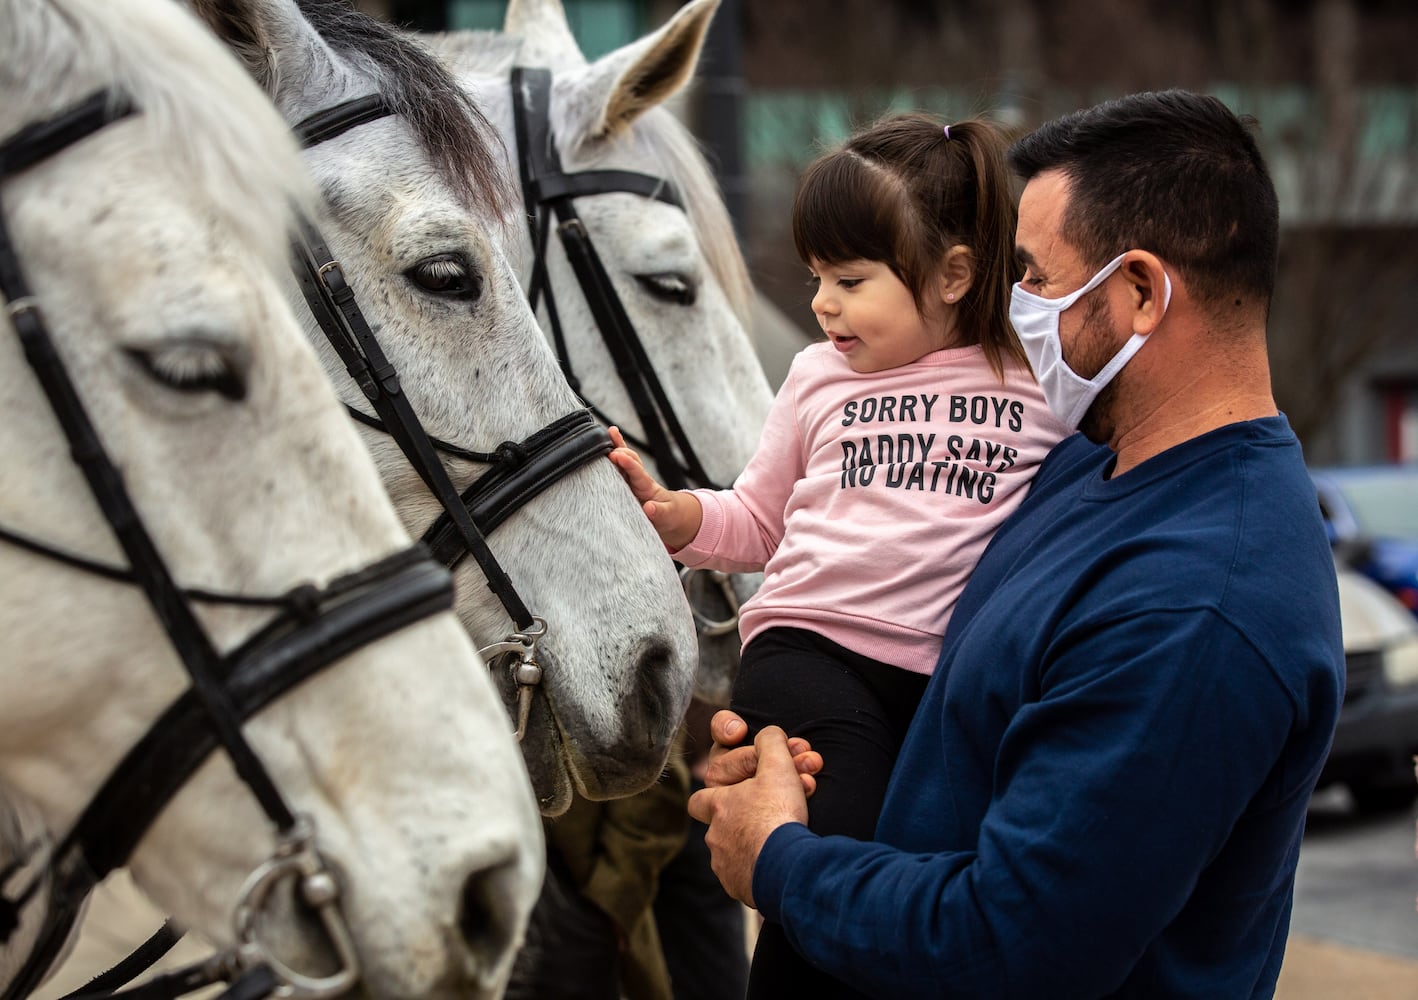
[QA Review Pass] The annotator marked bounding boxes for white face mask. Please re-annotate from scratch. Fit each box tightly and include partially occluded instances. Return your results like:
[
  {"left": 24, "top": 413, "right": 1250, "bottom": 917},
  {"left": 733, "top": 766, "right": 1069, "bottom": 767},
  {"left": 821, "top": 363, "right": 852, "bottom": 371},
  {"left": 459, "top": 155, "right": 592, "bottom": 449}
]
[{"left": 1009, "top": 253, "right": 1171, "bottom": 430}]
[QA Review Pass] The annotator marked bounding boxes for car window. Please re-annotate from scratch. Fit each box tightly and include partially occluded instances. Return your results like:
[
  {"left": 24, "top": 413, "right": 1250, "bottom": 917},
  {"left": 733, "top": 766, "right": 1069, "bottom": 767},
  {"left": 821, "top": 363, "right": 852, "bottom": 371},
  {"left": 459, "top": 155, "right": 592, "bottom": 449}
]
[{"left": 1338, "top": 477, "right": 1418, "bottom": 539}]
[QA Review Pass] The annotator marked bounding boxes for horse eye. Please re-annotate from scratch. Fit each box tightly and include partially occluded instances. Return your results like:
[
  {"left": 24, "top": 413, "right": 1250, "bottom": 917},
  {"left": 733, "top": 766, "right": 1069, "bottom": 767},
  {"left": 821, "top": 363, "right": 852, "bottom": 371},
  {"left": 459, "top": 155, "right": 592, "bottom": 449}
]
[
  {"left": 635, "top": 272, "right": 697, "bottom": 307},
  {"left": 125, "top": 344, "right": 245, "bottom": 400},
  {"left": 406, "top": 253, "right": 483, "bottom": 300}
]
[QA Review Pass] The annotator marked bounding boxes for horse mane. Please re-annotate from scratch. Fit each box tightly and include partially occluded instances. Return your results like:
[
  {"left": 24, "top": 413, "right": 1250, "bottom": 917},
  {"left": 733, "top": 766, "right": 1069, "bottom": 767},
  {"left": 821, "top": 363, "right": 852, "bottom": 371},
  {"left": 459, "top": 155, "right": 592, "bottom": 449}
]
[
  {"left": 428, "top": 28, "right": 755, "bottom": 330},
  {"left": 296, "top": 0, "right": 515, "bottom": 220},
  {"left": 0, "top": 0, "right": 314, "bottom": 276}
]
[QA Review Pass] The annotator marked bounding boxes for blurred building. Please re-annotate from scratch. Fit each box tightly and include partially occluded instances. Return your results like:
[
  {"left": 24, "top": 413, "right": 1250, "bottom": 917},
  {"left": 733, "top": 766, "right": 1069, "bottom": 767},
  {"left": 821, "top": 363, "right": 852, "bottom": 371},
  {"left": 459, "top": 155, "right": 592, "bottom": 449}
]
[{"left": 367, "top": 0, "right": 1418, "bottom": 463}]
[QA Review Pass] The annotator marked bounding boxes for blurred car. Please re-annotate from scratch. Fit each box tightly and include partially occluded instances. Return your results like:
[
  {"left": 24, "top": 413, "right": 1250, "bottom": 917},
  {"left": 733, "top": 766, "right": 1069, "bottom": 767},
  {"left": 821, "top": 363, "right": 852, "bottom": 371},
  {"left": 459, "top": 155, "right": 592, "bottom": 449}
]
[
  {"left": 1311, "top": 464, "right": 1418, "bottom": 618},
  {"left": 1317, "top": 564, "right": 1418, "bottom": 813}
]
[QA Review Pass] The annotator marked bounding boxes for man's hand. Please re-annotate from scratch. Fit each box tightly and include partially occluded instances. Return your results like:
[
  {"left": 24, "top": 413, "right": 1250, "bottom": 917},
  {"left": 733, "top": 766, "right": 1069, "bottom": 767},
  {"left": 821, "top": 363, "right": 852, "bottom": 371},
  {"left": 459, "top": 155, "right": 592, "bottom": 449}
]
[
  {"left": 704, "top": 710, "right": 822, "bottom": 795},
  {"left": 688, "top": 726, "right": 810, "bottom": 907}
]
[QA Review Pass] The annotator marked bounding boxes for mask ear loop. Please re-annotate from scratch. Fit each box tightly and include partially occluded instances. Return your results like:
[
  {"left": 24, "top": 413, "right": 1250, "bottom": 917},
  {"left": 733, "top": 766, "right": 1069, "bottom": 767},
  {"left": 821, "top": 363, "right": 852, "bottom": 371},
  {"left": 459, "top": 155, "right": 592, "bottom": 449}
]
[
  {"left": 1064, "top": 266, "right": 1174, "bottom": 426},
  {"left": 1013, "top": 253, "right": 1129, "bottom": 311}
]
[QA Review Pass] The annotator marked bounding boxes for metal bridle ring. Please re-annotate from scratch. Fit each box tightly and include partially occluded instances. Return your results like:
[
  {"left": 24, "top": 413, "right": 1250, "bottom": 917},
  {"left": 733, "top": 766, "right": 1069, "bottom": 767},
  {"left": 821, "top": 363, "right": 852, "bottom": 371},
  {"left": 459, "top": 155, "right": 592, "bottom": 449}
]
[
  {"left": 678, "top": 566, "right": 741, "bottom": 638},
  {"left": 232, "top": 818, "right": 360, "bottom": 1000}
]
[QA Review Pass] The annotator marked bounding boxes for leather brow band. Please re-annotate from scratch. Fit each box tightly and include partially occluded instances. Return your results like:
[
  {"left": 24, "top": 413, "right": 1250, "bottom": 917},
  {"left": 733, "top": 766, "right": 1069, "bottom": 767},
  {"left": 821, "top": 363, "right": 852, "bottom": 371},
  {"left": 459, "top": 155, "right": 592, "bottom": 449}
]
[
  {"left": 0, "top": 91, "right": 135, "bottom": 178},
  {"left": 293, "top": 94, "right": 396, "bottom": 149},
  {"left": 531, "top": 170, "right": 681, "bottom": 208}
]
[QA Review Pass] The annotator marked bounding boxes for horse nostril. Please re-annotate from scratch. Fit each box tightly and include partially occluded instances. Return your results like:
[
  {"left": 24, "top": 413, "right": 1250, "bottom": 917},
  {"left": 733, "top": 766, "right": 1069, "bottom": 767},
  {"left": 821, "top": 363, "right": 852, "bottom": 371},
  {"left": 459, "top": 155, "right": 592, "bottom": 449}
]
[
  {"left": 459, "top": 857, "right": 522, "bottom": 970},
  {"left": 633, "top": 638, "right": 679, "bottom": 730}
]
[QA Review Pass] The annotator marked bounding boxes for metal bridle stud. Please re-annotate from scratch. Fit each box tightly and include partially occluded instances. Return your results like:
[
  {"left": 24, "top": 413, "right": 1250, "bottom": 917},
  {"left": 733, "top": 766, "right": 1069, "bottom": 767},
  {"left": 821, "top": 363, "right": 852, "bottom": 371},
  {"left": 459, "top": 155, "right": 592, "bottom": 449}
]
[
  {"left": 477, "top": 616, "right": 548, "bottom": 741},
  {"left": 233, "top": 816, "right": 360, "bottom": 1000}
]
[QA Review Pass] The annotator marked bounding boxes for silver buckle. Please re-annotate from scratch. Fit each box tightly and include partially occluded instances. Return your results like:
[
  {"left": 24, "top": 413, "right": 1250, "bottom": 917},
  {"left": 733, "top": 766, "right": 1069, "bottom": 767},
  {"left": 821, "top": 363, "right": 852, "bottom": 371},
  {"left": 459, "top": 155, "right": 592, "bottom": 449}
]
[
  {"left": 4, "top": 296, "right": 41, "bottom": 326},
  {"left": 478, "top": 617, "right": 548, "bottom": 741}
]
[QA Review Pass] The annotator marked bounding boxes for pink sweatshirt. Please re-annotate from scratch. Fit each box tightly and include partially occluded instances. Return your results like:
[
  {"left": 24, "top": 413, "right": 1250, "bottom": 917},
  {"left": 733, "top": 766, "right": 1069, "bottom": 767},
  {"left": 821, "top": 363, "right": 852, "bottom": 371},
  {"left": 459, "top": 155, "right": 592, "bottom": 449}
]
[{"left": 674, "top": 341, "right": 1068, "bottom": 675}]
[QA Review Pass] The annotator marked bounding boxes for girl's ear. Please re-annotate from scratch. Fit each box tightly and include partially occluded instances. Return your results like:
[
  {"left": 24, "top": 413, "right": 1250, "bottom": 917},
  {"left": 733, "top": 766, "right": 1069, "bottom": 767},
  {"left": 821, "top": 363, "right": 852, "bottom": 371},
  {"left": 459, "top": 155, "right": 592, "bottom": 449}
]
[{"left": 937, "top": 244, "right": 975, "bottom": 305}]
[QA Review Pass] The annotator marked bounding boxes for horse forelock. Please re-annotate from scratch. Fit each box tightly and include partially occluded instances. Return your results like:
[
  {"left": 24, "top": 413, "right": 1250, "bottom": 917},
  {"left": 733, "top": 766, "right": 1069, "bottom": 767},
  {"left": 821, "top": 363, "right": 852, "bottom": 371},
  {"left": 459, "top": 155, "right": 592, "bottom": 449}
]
[
  {"left": 1, "top": 0, "right": 313, "bottom": 277},
  {"left": 296, "top": 0, "right": 516, "bottom": 224}
]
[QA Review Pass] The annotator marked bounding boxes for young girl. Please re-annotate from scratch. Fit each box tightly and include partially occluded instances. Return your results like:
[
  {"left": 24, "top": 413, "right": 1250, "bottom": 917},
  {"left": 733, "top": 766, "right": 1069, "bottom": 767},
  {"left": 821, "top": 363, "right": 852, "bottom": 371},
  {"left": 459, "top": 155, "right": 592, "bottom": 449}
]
[{"left": 610, "top": 112, "right": 1068, "bottom": 997}]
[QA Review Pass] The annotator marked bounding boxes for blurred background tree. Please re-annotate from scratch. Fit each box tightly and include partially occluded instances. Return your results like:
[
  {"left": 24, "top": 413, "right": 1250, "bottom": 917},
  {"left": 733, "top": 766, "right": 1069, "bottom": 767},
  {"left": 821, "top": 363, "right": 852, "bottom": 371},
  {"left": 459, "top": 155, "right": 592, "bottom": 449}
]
[{"left": 364, "top": 0, "right": 1418, "bottom": 464}]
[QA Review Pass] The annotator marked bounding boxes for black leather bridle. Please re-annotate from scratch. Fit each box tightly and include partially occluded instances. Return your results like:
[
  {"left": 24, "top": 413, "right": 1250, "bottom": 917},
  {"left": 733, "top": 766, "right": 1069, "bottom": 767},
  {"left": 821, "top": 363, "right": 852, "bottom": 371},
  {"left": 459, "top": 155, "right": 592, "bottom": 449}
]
[
  {"left": 508, "top": 67, "right": 742, "bottom": 637},
  {"left": 289, "top": 93, "right": 617, "bottom": 736},
  {"left": 0, "top": 91, "right": 461, "bottom": 1000}
]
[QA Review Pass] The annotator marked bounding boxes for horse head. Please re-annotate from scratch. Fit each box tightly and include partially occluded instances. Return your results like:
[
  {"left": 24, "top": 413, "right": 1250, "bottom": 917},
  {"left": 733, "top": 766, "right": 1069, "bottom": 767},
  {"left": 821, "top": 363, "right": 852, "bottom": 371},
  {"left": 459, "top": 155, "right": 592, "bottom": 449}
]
[
  {"left": 0, "top": 0, "right": 543, "bottom": 994},
  {"left": 184, "top": 0, "right": 700, "bottom": 814},
  {"left": 432, "top": 0, "right": 775, "bottom": 710}
]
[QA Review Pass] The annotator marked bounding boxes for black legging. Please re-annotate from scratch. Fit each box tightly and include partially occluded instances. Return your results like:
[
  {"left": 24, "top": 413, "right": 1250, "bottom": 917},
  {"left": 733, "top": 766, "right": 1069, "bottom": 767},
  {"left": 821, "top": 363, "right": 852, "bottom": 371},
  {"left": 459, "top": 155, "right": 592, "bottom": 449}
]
[{"left": 730, "top": 627, "right": 930, "bottom": 999}]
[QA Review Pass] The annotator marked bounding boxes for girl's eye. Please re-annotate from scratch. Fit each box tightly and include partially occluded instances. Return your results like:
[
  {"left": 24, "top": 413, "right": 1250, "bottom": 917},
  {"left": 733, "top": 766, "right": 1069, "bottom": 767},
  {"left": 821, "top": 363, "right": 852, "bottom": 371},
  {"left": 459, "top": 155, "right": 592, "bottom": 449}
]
[
  {"left": 838, "top": 277, "right": 863, "bottom": 289},
  {"left": 405, "top": 254, "right": 482, "bottom": 300}
]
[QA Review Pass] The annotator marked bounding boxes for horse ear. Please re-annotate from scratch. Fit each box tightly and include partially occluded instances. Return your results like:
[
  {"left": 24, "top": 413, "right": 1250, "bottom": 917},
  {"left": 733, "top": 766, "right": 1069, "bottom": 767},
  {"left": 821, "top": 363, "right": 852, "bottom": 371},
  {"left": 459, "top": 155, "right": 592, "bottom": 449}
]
[
  {"left": 503, "top": 0, "right": 586, "bottom": 69},
  {"left": 183, "top": 0, "right": 331, "bottom": 104},
  {"left": 574, "top": 0, "right": 719, "bottom": 140}
]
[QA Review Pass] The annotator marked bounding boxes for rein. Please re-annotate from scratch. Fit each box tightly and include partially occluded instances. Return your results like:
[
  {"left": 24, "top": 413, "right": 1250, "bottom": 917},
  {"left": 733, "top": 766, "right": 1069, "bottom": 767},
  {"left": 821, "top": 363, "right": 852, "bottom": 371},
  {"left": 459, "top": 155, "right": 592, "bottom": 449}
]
[
  {"left": 508, "top": 67, "right": 742, "bottom": 636},
  {"left": 0, "top": 91, "right": 458, "bottom": 1000}
]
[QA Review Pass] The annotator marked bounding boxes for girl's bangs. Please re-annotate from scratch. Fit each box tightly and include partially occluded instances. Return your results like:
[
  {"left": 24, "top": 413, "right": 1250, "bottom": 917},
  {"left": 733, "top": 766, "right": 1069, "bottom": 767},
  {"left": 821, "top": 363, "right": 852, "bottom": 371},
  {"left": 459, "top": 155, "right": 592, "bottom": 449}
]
[{"left": 792, "top": 154, "right": 903, "bottom": 268}]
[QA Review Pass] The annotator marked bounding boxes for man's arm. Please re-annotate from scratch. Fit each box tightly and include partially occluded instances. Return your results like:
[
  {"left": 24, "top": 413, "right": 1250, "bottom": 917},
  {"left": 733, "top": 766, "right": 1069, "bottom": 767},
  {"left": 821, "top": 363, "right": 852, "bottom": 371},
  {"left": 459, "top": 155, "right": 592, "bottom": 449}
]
[{"left": 703, "top": 612, "right": 1302, "bottom": 997}]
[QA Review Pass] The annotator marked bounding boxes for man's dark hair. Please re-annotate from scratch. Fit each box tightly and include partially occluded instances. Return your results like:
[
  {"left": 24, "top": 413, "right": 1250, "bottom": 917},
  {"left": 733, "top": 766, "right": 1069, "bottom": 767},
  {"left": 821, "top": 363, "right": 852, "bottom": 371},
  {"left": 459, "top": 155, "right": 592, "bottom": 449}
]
[{"left": 1008, "top": 89, "right": 1279, "bottom": 316}]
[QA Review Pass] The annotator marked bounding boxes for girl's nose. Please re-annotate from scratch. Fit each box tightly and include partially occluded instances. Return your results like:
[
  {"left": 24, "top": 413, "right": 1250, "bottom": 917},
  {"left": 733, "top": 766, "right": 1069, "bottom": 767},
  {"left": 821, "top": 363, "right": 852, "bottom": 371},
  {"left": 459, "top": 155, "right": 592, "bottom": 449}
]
[{"left": 812, "top": 286, "right": 835, "bottom": 318}]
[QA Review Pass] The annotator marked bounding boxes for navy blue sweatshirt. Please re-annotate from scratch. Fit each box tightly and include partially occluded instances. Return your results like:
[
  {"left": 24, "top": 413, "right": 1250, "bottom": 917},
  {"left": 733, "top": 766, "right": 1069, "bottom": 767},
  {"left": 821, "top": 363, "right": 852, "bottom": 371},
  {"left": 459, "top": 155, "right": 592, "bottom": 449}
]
[{"left": 752, "top": 418, "right": 1343, "bottom": 998}]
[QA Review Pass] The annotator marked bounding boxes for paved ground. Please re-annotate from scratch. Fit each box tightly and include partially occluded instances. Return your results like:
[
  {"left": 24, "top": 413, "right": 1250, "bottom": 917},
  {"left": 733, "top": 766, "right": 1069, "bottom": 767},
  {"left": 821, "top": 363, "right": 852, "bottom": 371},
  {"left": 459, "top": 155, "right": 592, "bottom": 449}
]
[{"left": 1277, "top": 935, "right": 1418, "bottom": 999}]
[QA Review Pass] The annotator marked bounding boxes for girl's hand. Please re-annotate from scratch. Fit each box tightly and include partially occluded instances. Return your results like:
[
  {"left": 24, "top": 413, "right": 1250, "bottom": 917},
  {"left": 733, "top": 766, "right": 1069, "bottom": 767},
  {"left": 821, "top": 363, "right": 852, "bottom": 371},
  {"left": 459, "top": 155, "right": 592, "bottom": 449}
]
[
  {"left": 607, "top": 426, "right": 704, "bottom": 551},
  {"left": 607, "top": 426, "right": 663, "bottom": 503}
]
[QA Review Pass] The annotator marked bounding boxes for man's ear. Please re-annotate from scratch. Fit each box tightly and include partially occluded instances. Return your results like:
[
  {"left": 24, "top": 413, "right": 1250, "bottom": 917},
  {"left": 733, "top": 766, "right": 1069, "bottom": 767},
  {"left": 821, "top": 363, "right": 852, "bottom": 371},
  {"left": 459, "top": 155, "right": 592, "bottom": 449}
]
[
  {"left": 1121, "top": 252, "right": 1171, "bottom": 336},
  {"left": 937, "top": 244, "right": 975, "bottom": 305}
]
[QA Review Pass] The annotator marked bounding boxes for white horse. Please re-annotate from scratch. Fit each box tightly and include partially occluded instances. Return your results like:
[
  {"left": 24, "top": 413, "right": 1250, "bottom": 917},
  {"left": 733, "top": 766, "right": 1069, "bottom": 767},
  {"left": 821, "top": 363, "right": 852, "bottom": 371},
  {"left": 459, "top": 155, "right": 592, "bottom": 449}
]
[
  {"left": 0, "top": 0, "right": 542, "bottom": 997},
  {"left": 428, "top": 0, "right": 776, "bottom": 707},
  {"left": 183, "top": 0, "right": 700, "bottom": 814}
]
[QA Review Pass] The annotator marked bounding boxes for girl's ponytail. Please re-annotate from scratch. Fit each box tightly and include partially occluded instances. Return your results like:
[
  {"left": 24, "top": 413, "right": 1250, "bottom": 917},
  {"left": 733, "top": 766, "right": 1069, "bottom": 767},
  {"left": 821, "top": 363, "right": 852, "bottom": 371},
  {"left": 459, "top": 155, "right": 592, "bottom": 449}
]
[{"left": 951, "top": 119, "right": 1028, "bottom": 378}]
